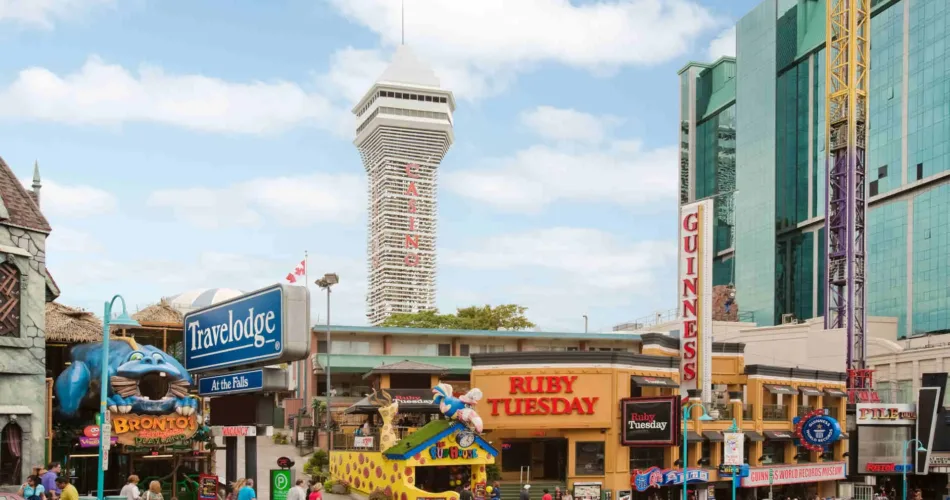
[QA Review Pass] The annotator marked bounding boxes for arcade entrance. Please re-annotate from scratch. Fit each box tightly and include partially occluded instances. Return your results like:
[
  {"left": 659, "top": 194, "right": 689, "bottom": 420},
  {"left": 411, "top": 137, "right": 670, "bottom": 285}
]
[{"left": 501, "top": 438, "right": 567, "bottom": 482}]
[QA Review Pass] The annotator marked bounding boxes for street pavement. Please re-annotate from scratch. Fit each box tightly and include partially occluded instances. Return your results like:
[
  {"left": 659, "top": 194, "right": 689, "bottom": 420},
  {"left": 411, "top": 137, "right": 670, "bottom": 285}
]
[{"left": 213, "top": 436, "right": 315, "bottom": 500}]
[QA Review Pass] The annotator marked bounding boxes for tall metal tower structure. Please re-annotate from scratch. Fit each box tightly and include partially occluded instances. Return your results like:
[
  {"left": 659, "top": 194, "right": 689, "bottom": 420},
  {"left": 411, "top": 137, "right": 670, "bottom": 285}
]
[
  {"left": 353, "top": 46, "right": 456, "bottom": 325},
  {"left": 825, "top": 0, "right": 870, "bottom": 391}
]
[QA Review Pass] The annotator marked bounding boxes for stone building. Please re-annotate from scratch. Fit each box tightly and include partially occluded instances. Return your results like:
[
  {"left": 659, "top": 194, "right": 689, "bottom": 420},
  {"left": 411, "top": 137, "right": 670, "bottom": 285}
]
[{"left": 0, "top": 159, "right": 60, "bottom": 488}]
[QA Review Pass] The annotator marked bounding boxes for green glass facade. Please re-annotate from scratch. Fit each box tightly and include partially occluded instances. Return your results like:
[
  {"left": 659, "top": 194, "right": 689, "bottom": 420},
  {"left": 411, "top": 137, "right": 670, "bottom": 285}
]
[{"left": 679, "top": 0, "right": 950, "bottom": 336}]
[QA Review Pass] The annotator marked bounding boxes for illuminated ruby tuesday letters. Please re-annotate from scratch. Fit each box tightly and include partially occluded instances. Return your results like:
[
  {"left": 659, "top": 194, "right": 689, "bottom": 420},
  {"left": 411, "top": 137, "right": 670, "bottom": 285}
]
[
  {"left": 486, "top": 376, "right": 599, "bottom": 416},
  {"left": 681, "top": 211, "right": 700, "bottom": 384},
  {"left": 404, "top": 163, "right": 421, "bottom": 267}
]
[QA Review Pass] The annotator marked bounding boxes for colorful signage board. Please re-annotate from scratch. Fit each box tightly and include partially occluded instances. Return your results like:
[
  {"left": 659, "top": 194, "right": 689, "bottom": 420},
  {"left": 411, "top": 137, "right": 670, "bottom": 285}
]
[
  {"left": 679, "top": 200, "right": 713, "bottom": 400},
  {"left": 111, "top": 414, "right": 199, "bottom": 446},
  {"left": 270, "top": 469, "right": 292, "bottom": 500},
  {"left": 632, "top": 467, "right": 710, "bottom": 492},
  {"left": 723, "top": 432, "right": 744, "bottom": 466},
  {"left": 865, "top": 463, "right": 911, "bottom": 473},
  {"left": 79, "top": 436, "right": 117, "bottom": 448},
  {"left": 856, "top": 403, "right": 917, "bottom": 425},
  {"left": 620, "top": 397, "right": 679, "bottom": 446},
  {"left": 354, "top": 436, "right": 374, "bottom": 448},
  {"left": 486, "top": 376, "right": 599, "bottom": 417},
  {"left": 183, "top": 284, "right": 310, "bottom": 373},
  {"left": 740, "top": 463, "right": 847, "bottom": 487},
  {"left": 198, "top": 474, "right": 218, "bottom": 500},
  {"left": 794, "top": 409, "right": 841, "bottom": 452}
]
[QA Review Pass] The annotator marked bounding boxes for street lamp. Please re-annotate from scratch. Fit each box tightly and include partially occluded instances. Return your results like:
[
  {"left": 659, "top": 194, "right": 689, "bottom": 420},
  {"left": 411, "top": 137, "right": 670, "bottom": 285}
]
[
  {"left": 682, "top": 402, "right": 713, "bottom": 500},
  {"left": 315, "top": 274, "right": 339, "bottom": 448},
  {"left": 97, "top": 295, "right": 141, "bottom": 500},
  {"left": 583, "top": 315, "right": 588, "bottom": 333},
  {"left": 902, "top": 438, "right": 927, "bottom": 500}
]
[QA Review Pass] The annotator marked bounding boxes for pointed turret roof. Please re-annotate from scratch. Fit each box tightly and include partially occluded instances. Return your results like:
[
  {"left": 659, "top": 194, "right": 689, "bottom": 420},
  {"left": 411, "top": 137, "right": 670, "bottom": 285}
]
[
  {"left": 376, "top": 45, "right": 441, "bottom": 88},
  {"left": 0, "top": 155, "right": 50, "bottom": 233}
]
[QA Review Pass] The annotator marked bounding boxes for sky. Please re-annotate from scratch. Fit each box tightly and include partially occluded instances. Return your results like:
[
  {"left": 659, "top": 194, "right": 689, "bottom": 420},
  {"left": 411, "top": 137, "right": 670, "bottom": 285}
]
[{"left": 0, "top": 0, "right": 756, "bottom": 332}]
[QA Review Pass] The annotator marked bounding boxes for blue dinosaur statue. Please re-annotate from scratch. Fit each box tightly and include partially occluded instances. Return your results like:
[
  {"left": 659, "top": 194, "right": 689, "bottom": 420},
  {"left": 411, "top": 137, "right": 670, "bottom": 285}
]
[{"left": 55, "top": 338, "right": 199, "bottom": 417}]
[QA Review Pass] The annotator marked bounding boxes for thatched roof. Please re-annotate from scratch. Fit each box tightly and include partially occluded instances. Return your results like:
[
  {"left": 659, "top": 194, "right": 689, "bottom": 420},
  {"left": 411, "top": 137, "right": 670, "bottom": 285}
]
[
  {"left": 132, "top": 298, "right": 183, "bottom": 325},
  {"left": 46, "top": 302, "right": 102, "bottom": 343}
]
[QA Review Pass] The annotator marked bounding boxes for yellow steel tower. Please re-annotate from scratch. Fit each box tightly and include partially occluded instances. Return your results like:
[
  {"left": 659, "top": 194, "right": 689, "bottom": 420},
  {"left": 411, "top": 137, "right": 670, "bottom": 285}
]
[{"left": 825, "top": 0, "right": 871, "bottom": 398}]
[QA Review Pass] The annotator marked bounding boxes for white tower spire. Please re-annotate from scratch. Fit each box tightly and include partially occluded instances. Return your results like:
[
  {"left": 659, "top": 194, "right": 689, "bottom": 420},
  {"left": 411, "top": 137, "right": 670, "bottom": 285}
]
[{"left": 353, "top": 46, "right": 455, "bottom": 325}]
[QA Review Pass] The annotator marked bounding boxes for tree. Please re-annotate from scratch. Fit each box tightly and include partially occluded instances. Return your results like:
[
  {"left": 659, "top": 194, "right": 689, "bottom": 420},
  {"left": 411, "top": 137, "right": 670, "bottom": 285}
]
[{"left": 380, "top": 304, "right": 536, "bottom": 330}]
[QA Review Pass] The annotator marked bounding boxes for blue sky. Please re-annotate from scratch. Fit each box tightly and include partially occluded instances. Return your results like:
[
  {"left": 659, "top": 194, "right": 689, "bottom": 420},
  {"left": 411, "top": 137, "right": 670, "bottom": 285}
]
[{"left": 0, "top": 0, "right": 756, "bottom": 331}]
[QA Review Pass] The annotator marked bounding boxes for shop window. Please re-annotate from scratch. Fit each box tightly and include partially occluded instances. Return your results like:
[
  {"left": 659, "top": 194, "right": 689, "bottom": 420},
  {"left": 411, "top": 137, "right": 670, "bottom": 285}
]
[
  {"left": 438, "top": 344, "right": 452, "bottom": 356},
  {"left": 700, "top": 441, "right": 712, "bottom": 466},
  {"left": 0, "top": 263, "right": 20, "bottom": 338},
  {"left": 460, "top": 344, "right": 470, "bottom": 356},
  {"left": 761, "top": 441, "right": 785, "bottom": 464},
  {"left": 796, "top": 445, "right": 812, "bottom": 463},
  {"left": 501, "top": 441, "right": 531, "bottom": 472},
  {"left": 629, "top": 447, "right": 664, "bottom": 471},
  {"left": 877, "top": 381, "right": 893, "bottom": 403},
  {"left": 575, "top": 442, "right": 605, "bottom": 476},
  {"left": 897, "top": 380, "right": 913, "bottom": 404}
]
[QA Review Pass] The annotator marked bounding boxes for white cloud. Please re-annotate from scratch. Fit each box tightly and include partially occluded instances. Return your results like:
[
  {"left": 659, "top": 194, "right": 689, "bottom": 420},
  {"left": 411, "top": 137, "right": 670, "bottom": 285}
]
[
  {"left": 47, "top": 227, "right": 104, "bottom": 254},
  {"left": 0, "top": 0, "right": 113, "bottom": 29},
  {"left": 520, "top": 106, "right": 621, "bottom": 144},
  {"left": 38, "top": 179, "right": 118, "bottom": 218},
  {"left": 329, "top": 0, "right": 720, "bottom": 69},
  {"left": 707, "top": 26, "right": 736, "bottom": 60},
  {"left": 147, "top": 173, "right": 365, "bottom": 229},
  {"left": 444, "top": 136, "right": 677, "bottom": 212},
  {"left": 0, "top": 56, "right": 348, "bottom": 135}
]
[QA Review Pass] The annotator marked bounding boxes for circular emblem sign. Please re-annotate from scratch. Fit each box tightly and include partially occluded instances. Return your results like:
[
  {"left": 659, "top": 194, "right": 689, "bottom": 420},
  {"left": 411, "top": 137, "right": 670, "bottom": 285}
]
[
  {"left": 277, "top": 456, "right": 294, "bottom": 468},
  {"left": 796, "top": 409, "right": 841, "bottom": 452},
  {"left": 83, "top": 426, "right": 100, "bottom": 438},
  {"left": 456, "top": 431, "right": 475, "bottom": 448}
]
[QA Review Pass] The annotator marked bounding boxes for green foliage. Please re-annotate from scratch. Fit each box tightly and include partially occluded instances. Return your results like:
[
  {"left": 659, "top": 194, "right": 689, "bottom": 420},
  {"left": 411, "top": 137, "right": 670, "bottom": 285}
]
[
  {"left": 369, "top": 488, "right": 393, "bottom": 500},
  {"left": 485, "top": 464, "right": 501, "bottom": 482},
  {"left": 303, "top": 449, "right": 329, "bottom": 478},
  {"left": 380, "top": 304, "right": 535, "bottom": 331},
  {"left": 272, "top": 432, "right": 289, "bottom": 445}
]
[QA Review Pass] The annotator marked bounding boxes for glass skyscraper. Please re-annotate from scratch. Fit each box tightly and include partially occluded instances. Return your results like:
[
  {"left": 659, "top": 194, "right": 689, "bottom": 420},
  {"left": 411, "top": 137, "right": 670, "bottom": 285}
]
[{"left": 679, "top": 0, "right": 950, "bottom": 338}]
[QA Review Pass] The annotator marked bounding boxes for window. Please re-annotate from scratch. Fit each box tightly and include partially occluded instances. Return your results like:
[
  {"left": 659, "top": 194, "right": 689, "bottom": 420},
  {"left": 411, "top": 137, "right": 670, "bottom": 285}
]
[
  {"left": 796, "top": 445, "right": 812, "bottom": 463},
  {"left": 501, "top": 441, "right": 531, "bottom": 472},
  {"left": 391, "top": 343, "right": 438, "bottom": 356},
  {"left": 329, "top": 341, "right": 370, "bottom": 355},
  {"left": 0, "top": 263, "right": 20, "bottom": 337},
  {"left": 460, "top": 344, "right": 470, "bottom": 356},
  {"left": 575, "top": 442, "right": 605, "bottom": 476},
  {"left": 877, "top": 381, "right": 893, "bottom": 403},
  {"left": 0, "top": 422, "right": 22, "bottom": 484},
  {"left": 317, "top": 340, "right": 327, "bottom": 353},
  {"left": 761, "top": 441, "right": 785, "bottom": 464},
  {"left": 869, "top": 180, "right": 879, "bottom": 197},
  {"left": 916, "top": 163, "right": 924, "bottom": 180},
  {"left": 700, "top": 441, "right": 712, "bottom": 466},
  {"left": 629, "top": 447, "right": 663, "bottom": 471},
  {"left": 438, "top": 344, "right": 452, "bottom": 356},
  {"left": 879, "top": 165, "right": 888, "bottom": 178},
  {"left": 897, "top": 380, "right": 914, "bottom": 404}
]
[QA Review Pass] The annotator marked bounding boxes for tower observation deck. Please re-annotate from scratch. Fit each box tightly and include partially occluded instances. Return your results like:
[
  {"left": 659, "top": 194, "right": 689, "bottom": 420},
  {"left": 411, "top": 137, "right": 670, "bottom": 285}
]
[{"left": 353, "top": 46, "right": 456, "bottom": 325}]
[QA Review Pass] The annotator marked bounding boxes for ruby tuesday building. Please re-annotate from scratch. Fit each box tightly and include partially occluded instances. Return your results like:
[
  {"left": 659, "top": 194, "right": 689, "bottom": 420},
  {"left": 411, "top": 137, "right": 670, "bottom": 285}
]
[{"left": 465, "top": 201, "right": 850, "bottom": 500}]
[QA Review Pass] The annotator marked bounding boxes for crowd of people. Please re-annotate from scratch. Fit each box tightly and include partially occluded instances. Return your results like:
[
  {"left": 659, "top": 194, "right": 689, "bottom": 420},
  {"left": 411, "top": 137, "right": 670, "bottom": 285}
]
[{"left": 16, "top": 462, "right": 78, "bottom": 500}]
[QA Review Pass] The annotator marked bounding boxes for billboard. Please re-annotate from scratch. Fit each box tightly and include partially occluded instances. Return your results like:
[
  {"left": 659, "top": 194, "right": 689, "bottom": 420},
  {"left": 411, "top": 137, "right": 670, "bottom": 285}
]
[
  {"left": 620, "top": 397, "right": 680, "bottom": 446},
  {"left": 679, "top": 200, "right": 713, "bottom": 401},
  {"left": 183, "top": 283, "right": 310, "bottom": 373}
]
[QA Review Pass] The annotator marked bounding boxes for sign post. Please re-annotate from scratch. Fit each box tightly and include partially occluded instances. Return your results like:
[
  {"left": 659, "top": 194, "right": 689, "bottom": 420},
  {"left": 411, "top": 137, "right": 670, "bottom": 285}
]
[
  {"left": 270, "top": 469, "right": 293, "bottom": 500},
  {"left": 723, "top": 420, "right": 744, "bottom": 500},
  {"left": 768, "top": 469, "right": 773, "bottom": 500}
]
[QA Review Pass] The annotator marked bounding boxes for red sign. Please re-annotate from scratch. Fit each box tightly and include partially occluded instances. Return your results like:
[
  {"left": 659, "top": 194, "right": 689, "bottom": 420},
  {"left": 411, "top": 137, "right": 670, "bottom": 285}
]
[
  {"left": 485, "top": 376, "right": 598, "bottom": 416},
  {"left": 865, "top": 463, "right": 911, "bottom": 473},
  {"left": 404, "top": 163, "right": 421, "bottom": 267},
  {"left": 680, "top": 211, "right": 700, "bottom": 384},
  {"left": 220, "top": 426, "right": 255, "bottom": 437},
  {"left": 83, "top": 426, "right": 100, "bottom": 438},
  {"left": 740, "top": 463, "right": 847, "bottom": 487},
  {"left": 198, "top": 474, "right": 218, "bottom": 500}
]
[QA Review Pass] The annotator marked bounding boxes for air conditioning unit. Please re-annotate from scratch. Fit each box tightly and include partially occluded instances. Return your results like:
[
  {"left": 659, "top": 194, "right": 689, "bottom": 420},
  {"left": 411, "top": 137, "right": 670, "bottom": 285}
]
[{"left": 781, "top": 313, "right": 797, "bottom": 325}]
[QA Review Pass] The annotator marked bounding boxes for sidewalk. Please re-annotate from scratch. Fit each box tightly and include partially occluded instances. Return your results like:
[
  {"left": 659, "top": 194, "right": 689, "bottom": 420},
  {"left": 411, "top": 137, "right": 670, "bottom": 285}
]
[{"left": 213, "top": 436, "right": 311, "bottom": 500}]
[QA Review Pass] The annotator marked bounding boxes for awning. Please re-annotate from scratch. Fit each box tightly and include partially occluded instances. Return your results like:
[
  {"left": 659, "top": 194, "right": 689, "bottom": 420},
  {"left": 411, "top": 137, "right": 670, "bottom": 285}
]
[
  {"left": 824, "top": 388, "right": 848, "bottom": 398},
  {"left": 686, "top": 431, "right": 704, "bottom": 443},
  {"left": 631, "top": 375, "right": 679, "bottom": 388},
  {"left": 343, "top": 389, "right": 440, "bottom": 415},
  {"left": 764, "top": 384, "right": 797, "bottom": 395},
  {"left": 744, "top": 431, "right": 765, "bottom": 442},
  {"left": 799, "top": 386, "right": 822, "bottom": 396},
  {"left": 703, "top": 431, "right": 723, "bottom": 442},
  {"left": 764, "top": 431, "right": 796, "bottom": 441}
]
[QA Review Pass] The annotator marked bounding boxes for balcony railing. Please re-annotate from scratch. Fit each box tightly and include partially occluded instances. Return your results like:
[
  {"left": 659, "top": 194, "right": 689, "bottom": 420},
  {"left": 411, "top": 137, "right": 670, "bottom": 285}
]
[
  {"left": 708, "top": 404, "right": 733, "bottom": 421},
  {"left": 797, "top": 405, "right": 815, "bottom": 417},
  {"left": 763, "top": 405, "right": 789, "bottom": 421},
  {"left": 742, "top": 404, "right": 754, "bottom": 420},
  {"left": 332, "top": 431, "right": 381, "bottom": 451}
]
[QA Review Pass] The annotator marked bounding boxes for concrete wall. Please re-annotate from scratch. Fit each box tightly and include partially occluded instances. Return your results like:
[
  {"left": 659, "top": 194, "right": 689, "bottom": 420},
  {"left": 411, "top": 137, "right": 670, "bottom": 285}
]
[{"left": 0, "top": 225, "right": 49, "bottom": 487}]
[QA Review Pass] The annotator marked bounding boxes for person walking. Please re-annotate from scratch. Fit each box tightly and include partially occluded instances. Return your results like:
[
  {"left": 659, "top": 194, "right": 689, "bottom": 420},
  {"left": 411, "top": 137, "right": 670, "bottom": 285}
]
[
  {"left": 520, "top": 485, "right": 531, "bottom": 500},
  {"left": 120, "top": 475, "right": 142, "bottom": 500},
  {"left": 308, "top": 482, "right": 324, "bottom": 500},
  {"left": 227, "top": 479, "right": 246, "bottom": 500},
  {"left": 460, "top": 483, "right": 474, "bottom": 500},
  {"left": 237, "top": 479, "right": 256, "bottom": 500},
  {"left": 55, "top": 477, "right": 78, "bottom": 500},
  {"left": 490, "top": 482, "right": 501, "bottom": 500},
  {"left": 142, "top": 481, "right": 164, "bottom": 500},
  {"left": 41, "top": 463, "right": 62, "bottom": 500},
  {"left": 542, "top": 489, "right": 552, "bottom": 500},
  {"left": 19, "top": 475, "right": 46, "bottom": 500},
  {"left": 288, "top": 479, "right": 307, "bottom": 500}
]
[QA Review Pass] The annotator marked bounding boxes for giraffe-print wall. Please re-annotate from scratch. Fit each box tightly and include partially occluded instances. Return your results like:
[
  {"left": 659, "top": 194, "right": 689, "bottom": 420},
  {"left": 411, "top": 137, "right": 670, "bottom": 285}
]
[{"left": 330, "top": 431, "right": 494, "bottom": 500}]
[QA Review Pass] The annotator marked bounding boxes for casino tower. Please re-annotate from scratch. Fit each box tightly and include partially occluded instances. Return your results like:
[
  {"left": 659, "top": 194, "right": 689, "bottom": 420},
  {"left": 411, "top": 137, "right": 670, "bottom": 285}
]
[{"left": 352, "top": 46, "right": 455, "bottom": 325}]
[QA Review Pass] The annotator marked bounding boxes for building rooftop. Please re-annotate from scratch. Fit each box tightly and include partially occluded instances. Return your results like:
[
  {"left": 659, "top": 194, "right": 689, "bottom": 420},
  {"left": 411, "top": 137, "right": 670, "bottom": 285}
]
[
  {"left": 320, "top": 324, "right": 644, "bottom": 341},
  {"left": 377, "top": 45, "right": 441, "bottom": 88}
]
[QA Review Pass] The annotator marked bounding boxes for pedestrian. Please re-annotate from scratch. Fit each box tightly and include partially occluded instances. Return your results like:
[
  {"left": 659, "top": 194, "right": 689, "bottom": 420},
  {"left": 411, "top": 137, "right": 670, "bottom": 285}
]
[
  {"left": 42, "top": 462, "right": 62, "bottom": 500},
  {"left": 542, "top": 489, "right": 552, "bottom": 500},
  {"left": 19, "top": 475, "right": 46, "bottom": 500},
  {"left": 120, "top": 475, "right": 142, "bottom": 500},
  {"left": 520, "top": 485, "right": 531, "bottom": 500},
  {"left": 237, "top": 479, "right": 256, "bottom": 500},
  {"left": 142, "top": 481, "right": 164, "bottom": 500},
  {"left": 288, "top": 479, "right": 307, "bottom": 500},
  {"left": 460, "top": 483, "right": 474, "bottom": 500},
  {"left": 554, "top": 487, "right": 562, "bottom": 500},
  {"left": 561, "top": 489, "right": 573, "bottom": 500},
  {"left": 309, "top": 482, "right": 324, "bottom": 500},
  {"left": 491, "top": 482, "right": 501, "bottom": 500},
  {"left": 55, "top": 477, "right": 77, "bottom": 500},
  {"left": 227, "top": 479, "right": 246, "bottom": 500}
]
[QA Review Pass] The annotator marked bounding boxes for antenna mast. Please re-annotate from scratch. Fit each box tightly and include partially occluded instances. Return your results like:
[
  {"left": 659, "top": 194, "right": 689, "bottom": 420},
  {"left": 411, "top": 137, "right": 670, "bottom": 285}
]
[{"left": 401, "top": 0, "right": 405, "bottom": 45}]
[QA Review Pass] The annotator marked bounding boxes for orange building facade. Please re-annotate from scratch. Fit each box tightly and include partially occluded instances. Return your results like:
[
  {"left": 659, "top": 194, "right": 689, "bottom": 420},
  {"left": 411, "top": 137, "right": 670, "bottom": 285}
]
[{"left": 470, "top": 335, "right": 850, "bottom": 499}]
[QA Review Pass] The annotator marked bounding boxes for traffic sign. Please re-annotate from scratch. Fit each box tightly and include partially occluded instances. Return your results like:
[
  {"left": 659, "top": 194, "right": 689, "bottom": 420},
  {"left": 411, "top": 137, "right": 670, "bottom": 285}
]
[{"left": 183, "top": 284, "right": 310, "bottom": 373}]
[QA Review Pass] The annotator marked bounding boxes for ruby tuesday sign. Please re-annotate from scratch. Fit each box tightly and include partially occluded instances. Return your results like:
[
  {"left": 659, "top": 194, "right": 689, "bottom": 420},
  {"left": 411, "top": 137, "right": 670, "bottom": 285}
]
[
  {"left": 486, "top": 376, "right": 598, "bottom": 416},
  {"left": 621, "top": 397, "right": 679, "bottom": 446}
]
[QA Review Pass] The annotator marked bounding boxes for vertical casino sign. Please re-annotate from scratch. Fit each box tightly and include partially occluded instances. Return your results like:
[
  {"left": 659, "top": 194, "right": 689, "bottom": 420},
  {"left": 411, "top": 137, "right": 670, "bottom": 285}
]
[
  {"left": 679, "top": 200, "right": 713, "bottom": 401},
  {"left": 405, "top": 162, "right": 421, "bottom": 267}
]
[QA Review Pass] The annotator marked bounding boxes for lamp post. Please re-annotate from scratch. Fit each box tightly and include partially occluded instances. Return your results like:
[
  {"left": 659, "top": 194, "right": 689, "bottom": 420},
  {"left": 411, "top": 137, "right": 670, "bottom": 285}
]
[
  {"left": 902, "top": 438, "right": 927, "bottom": 500},
  {"left": 316, "top": 273, "right": 339, "bottom": 451},
  {"left": 97, "top": 295, "right": 141, "bottom": 500},
  {"left": 682, "top": 402, "right": 713, "bottom": 500},
  {"left": 583, "top": 315, "right": 588, "bottom": 333}
]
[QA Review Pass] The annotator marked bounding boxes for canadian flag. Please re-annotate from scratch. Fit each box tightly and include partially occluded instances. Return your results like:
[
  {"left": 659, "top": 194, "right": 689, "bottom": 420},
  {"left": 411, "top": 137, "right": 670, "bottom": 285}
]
[{"left": 286, "top": 259, "right": 306, "bottom": 284}]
